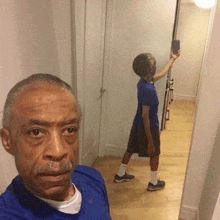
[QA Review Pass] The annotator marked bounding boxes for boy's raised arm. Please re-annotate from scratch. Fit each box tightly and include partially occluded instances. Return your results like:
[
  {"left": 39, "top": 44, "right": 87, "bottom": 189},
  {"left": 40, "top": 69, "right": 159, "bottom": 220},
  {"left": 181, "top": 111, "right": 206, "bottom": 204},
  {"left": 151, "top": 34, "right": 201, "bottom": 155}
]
[{"left": 153, "top": 51, "right": 180, "bottom": 82}]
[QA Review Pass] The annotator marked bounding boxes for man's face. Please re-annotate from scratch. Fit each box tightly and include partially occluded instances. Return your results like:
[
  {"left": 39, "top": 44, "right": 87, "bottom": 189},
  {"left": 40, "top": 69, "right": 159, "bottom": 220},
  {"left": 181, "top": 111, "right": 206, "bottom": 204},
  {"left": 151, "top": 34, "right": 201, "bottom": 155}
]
[{"left": 5, "top": 83, "right": 79, "bottom": 201}]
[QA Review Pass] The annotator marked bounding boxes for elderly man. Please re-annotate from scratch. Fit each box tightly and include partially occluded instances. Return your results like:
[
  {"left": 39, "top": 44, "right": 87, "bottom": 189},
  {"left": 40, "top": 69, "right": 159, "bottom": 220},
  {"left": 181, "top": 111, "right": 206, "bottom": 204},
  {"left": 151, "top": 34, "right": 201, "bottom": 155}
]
[{"left": 0, "top": 73, "right": 111, "bottom": 219}]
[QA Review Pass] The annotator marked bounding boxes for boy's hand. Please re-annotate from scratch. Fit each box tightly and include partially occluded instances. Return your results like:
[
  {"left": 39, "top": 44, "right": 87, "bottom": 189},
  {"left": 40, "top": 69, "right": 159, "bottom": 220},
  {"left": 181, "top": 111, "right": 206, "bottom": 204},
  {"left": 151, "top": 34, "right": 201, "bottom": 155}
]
[
  {"left": 171, "top": 50, "right": 181, "bottom": 59},
  {"left": 147, "top": 142, "right": 155, "bottom": 155}
]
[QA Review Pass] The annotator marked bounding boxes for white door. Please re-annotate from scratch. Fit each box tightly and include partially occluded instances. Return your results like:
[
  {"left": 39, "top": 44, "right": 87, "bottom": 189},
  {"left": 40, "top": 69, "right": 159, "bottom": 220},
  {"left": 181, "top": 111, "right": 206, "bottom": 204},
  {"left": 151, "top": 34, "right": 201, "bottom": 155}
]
[
  {"left": 74, "top": 0, "right": 107, "bottom": 165},
  {"left": 99, "top": 0, "right": 177, "bottom": 157}
]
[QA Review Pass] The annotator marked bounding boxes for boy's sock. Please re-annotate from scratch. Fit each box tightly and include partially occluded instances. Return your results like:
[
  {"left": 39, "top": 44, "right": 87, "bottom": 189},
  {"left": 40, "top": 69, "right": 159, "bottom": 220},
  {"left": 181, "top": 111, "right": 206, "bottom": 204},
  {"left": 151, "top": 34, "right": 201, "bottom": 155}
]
[
  {"left": 117, "top": 163, "right": 127, "bottom": 176},
  {"left": 150, "top": 171, "right": 158, "bottom": 185}
]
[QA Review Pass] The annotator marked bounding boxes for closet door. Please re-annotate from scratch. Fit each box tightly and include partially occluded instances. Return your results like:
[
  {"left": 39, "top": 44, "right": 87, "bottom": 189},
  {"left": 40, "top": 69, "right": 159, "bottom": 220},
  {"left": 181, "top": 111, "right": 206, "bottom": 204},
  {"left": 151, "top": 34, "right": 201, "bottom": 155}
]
[{"left": 74, "top": 0, "right": 106, "bottom": 165}]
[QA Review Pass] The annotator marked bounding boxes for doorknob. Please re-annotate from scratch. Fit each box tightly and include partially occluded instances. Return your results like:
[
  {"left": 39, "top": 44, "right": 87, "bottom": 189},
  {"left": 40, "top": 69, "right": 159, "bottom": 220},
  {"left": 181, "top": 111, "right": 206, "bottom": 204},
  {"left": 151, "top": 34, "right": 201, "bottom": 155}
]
[
  {"left": 97, "top": 88, "right": 107, "bottom": 100},
  {"left": 100, "top": 88, "right": 107, "bottom": 94}
]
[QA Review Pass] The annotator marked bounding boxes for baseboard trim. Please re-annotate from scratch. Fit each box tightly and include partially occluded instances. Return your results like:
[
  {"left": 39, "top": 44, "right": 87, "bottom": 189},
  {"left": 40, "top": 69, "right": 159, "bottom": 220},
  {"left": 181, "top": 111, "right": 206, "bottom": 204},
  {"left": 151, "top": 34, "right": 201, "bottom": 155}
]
[
  {"left": 179, "top": 205, "right": 199, "bottom": 220},
  {"left": 82, "top": 145, "right": 99, "bottom": 166},
  {"left": 99, "top": 145, "right": 152, "bottom": 162},
  {"left": 173, "top": 94, "right": 196, "bottom": 101},
  {"left": 131, "top": 154, "right": 150, "bottom": 161},
  {"left": 99, "top": 145, "right": 126, "bottom": 157}
]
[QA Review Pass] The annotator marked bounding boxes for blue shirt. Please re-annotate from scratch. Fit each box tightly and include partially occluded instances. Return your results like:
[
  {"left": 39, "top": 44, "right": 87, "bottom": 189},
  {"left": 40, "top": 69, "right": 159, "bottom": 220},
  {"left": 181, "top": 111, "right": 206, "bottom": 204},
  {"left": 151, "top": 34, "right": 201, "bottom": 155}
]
[
  {"left": 133, "top": 79, "right": 159, "bottom": 128},
  {"left": 0, "top": 165, "right": 111, "bottom": 220}
]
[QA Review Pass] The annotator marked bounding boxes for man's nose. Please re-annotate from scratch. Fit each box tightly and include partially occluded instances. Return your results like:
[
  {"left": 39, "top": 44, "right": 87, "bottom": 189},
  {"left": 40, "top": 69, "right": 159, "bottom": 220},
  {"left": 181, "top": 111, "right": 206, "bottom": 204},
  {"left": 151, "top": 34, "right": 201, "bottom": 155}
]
[{"left": 43, "top": 130, "right": 68, "bottom": 161}]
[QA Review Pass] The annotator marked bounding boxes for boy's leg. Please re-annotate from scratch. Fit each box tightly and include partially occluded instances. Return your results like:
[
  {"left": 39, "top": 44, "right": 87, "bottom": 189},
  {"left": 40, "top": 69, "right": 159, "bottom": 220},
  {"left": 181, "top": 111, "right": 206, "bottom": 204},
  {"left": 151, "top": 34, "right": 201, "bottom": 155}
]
[
  {"left": 150, "top": 154, "right": 159, "bottom": 171},
  {"left": 114, "top": 150, "right": 135, "bottom": 183},
  {"left": 150, "top": 155, "right": 159, "bottom": 185},
  {"left": 122, "top": 151, "right": 133, "bottom": 164},
  {"left": 117, "top": 151, "right": 133, "bottom": 176},
  {"left": 114, "top": 124, "right": 138, "bottom": 183},
  {"left": 147, "top": 154, "right": 165, "bottom": 191},
  {"left": 146, "top": 128, "right": 165, "bottom": 191}
]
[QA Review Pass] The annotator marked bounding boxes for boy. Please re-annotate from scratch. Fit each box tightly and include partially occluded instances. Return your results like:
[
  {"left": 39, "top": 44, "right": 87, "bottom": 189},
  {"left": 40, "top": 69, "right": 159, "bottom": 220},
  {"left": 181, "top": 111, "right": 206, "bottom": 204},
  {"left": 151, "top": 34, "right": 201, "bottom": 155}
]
[{"left": 114, "top": 52, "right": 180, "bottom": 191}]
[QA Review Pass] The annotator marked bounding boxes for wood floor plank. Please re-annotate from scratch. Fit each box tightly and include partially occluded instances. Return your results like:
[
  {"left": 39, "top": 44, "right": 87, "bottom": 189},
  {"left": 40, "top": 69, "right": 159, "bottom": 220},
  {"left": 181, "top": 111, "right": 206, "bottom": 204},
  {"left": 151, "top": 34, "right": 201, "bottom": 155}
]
[{"left": 93, "top": 100, "right": 195, "bottom": 220}]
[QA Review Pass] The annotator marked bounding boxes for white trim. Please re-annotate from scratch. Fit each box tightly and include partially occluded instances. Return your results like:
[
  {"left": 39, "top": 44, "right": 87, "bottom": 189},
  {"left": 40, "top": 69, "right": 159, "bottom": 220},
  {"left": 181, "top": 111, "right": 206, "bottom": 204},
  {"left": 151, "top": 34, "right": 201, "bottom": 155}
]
[
  {"left": 100, "top": 145, "right": 151, "bottom": 161},
  {"left": 173, "top": 94, "right": 196, "bottom": 101},
  {"left": 99, "top": 145, "right": 126, "bottom": 157},
  {"left": 71, "top": 0, "right": 83, "bottom": 165},
  {"left": 72, "top": 0, "right": 87, "bottom": 164},
  {"left": 179, "top": 205, "right": 199, "bottom": 220},
  {"left": 82, "top": 144, "right": 99, "bottom": 166},
  {"left": 131, "top": 154, "right": 150, "bottom": 162},
  {"left": 212, "top": 192, "right": 220, "bottom": 220}
]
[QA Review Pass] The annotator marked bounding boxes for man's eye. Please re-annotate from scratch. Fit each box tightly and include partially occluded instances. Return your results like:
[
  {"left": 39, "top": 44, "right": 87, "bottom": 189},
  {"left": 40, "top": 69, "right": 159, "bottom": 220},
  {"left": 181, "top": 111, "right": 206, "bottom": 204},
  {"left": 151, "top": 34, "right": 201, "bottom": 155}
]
[
  {"left": 63, "top": 127, "right": 78, "bottom": 135},
  {"left": 28, "top": 129, "right": 44, "bottom": 138},
  {"left": 32, "top": 129, "right": 40, "bottom": 135},
  {"left": 67, "top": 127, "right": 74, "bottom": 133}
]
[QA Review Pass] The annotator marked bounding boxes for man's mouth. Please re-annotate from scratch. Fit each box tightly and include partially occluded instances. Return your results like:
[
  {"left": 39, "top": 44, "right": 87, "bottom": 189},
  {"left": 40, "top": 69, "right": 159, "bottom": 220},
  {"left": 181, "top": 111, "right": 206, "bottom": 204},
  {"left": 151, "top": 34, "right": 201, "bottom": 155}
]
[
  {"left": 40, "top": 170, "right": 70, "bottom": 176},
  {"left": 38, "top": 171, "right": 71, "bottom": 183}
]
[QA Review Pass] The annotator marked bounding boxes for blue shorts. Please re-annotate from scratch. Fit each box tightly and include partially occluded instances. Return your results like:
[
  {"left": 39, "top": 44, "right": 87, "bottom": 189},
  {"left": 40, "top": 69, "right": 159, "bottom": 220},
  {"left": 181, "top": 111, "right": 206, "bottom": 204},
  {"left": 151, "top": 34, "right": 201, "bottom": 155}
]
[{"left": 127, "top": 124, "right": 160, "bottom": 157}]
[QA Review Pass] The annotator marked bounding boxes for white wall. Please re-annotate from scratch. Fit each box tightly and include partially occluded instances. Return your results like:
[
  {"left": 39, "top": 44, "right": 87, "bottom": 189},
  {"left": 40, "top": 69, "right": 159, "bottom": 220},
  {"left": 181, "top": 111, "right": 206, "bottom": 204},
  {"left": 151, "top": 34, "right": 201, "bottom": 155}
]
[
  {"left": 0, "top": 0, "right": 72, "bottom": 192},
  {"left": 172, "top": 0, "right": 211, "bottom": 101},
  {"left": 179, "top": 1, "right": 220, "bottom": 219}
]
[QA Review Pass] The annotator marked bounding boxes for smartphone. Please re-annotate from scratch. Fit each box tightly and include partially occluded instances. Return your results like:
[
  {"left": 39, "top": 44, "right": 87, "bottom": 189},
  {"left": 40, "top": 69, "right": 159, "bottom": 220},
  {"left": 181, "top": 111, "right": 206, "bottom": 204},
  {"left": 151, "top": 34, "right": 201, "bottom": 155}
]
[{"left": 172, "top": 40, "right": 180, "bottom": 54}]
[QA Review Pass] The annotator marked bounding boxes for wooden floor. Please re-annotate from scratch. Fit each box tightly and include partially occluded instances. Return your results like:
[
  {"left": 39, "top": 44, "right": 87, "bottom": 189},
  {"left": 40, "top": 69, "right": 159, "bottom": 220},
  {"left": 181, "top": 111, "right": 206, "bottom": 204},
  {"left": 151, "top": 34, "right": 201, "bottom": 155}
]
[{"left": 93, "top": 100, "right": 195, "bottom": 220}]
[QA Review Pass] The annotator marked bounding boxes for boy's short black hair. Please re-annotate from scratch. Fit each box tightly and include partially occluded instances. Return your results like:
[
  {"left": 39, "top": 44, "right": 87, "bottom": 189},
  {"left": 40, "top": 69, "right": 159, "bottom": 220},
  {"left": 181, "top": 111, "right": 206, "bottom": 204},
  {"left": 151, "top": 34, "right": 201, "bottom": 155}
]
[{"left": 132, "top": 53, "right": 156, "bottom": 78}]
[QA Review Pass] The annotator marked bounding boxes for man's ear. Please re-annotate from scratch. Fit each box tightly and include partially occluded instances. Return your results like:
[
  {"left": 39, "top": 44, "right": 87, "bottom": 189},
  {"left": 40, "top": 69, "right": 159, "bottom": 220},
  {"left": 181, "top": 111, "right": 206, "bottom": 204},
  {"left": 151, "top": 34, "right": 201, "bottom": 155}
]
[{"left": 0, "top": 127, "right": 14, "bottom": 155}]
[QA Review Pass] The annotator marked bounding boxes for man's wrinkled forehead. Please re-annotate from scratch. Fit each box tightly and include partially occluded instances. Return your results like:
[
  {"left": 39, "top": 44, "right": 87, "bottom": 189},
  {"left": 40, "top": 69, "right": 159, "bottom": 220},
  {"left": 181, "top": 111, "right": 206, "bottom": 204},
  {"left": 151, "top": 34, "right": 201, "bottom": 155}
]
[
  {"left": 10, "top": 82, "right": 78, "bottom": 119},
  {"left": 15, "top": 81, "right": 75, "bottom": 103}
]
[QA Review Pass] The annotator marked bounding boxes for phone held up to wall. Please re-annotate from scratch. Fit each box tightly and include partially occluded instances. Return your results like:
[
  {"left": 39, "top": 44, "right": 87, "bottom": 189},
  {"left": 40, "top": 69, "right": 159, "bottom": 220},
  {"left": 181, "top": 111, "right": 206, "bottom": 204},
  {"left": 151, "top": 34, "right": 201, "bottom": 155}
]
[{"left": 172, "top": 40, "right": 180, "bottom": 54}]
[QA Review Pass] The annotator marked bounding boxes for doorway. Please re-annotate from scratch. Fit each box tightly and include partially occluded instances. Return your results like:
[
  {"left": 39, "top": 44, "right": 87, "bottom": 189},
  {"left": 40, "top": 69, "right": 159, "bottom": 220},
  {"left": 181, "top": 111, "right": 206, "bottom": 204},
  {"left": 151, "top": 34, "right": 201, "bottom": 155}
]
[
  {"left": 98, "top": 0, "right": 177, "bottom": 158},
  {"left": 74, "top": 0, "right": 178, "bottom": 165}
]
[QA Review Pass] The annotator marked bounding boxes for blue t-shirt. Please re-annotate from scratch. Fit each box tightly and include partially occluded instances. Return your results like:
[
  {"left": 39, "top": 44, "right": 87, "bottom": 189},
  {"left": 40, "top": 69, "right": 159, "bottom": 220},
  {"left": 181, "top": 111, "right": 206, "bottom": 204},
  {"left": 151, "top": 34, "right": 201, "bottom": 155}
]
[
  {"left": 133, "top": 79, "right": 159, "bottom": 129},
  {"left": 0, "top": 165, "right": 111, "bottom": 220}
]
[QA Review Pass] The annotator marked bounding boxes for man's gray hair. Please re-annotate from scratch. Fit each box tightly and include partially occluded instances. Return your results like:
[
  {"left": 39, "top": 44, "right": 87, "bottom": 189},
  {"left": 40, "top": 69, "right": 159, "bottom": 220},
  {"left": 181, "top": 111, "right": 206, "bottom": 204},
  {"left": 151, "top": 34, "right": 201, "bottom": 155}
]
[{"left": 2, "top": 73, "right": 80, "bottom": 128}]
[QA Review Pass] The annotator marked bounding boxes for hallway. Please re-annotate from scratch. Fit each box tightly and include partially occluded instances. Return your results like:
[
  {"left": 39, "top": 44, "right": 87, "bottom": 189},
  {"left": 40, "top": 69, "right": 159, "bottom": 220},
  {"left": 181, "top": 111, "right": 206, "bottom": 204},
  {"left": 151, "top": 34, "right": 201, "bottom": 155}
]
[{"left": 93, "top": 100, "right": 195, "bottom": 219}]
